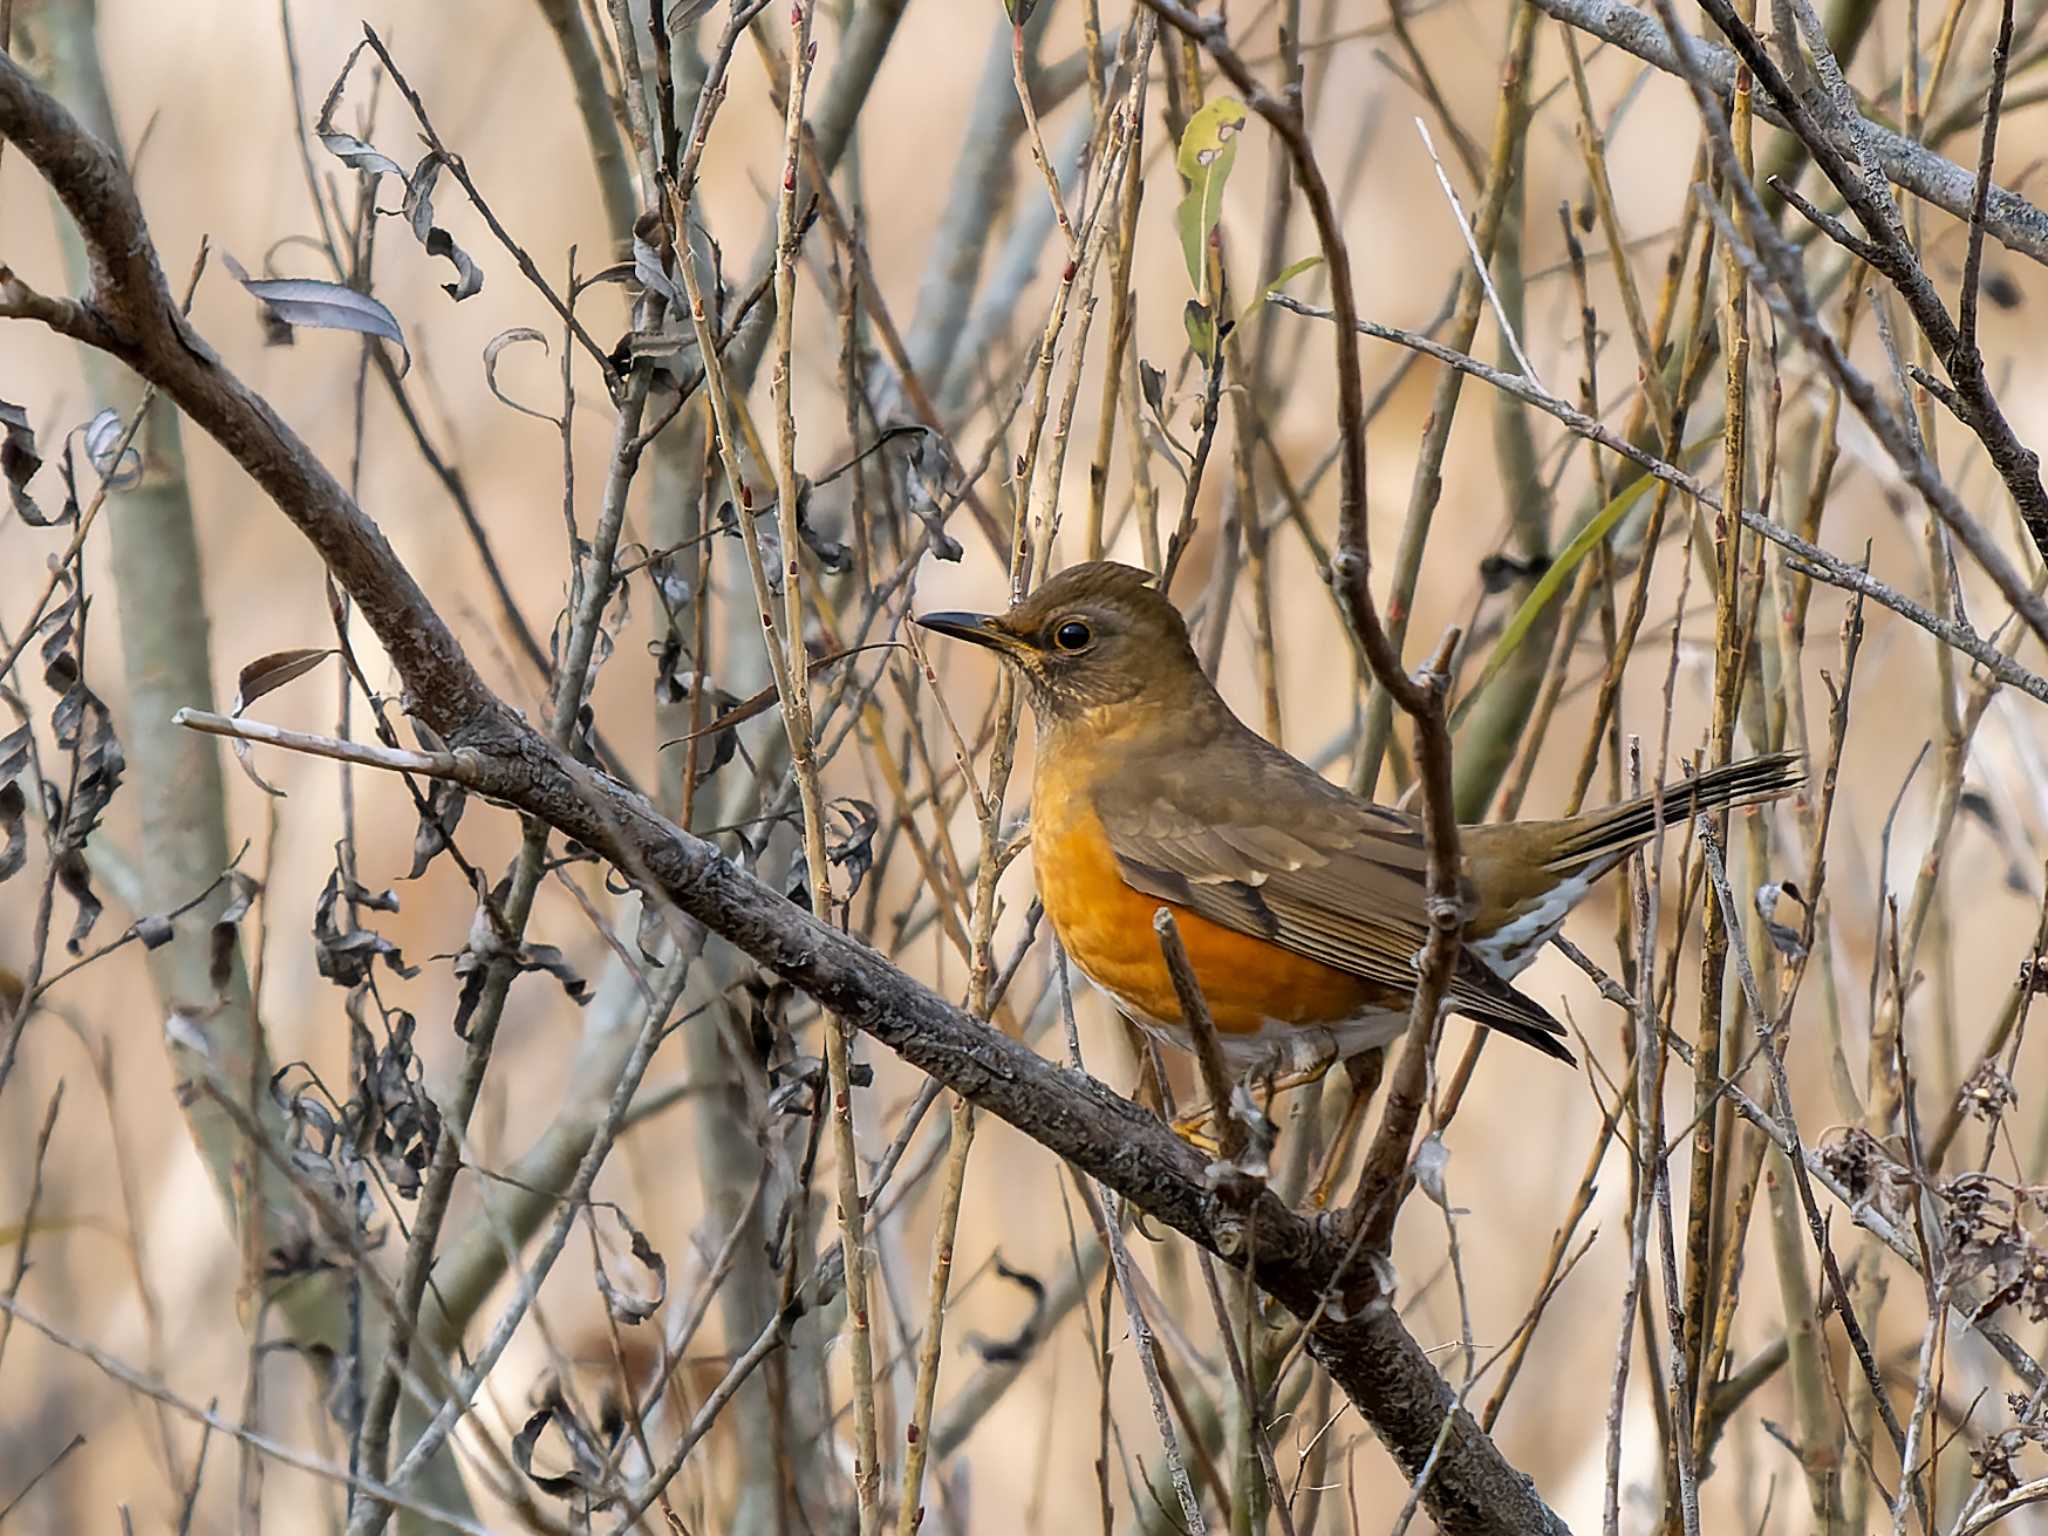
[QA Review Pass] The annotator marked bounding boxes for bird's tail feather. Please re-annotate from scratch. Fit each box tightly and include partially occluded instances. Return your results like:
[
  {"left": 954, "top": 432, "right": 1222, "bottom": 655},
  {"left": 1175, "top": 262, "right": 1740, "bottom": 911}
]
[{"left": 1546, "top": 751, "right": 1804, "bottom": 870}]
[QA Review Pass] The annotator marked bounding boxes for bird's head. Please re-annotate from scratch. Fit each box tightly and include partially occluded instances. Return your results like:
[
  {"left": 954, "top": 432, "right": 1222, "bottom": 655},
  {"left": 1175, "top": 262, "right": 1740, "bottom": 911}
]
[{"left": 915, "top": 561, "right": 1203, "bottom": 722}]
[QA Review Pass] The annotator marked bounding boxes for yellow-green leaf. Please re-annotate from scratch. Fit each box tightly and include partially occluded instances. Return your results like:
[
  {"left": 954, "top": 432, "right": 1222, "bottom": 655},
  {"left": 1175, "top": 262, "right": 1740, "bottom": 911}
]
[
  {"left": 1174, "top": 97, "right": 1248, "bottom": 296},
  {"left": 1239, "top": 255, "right": 1323, "bottom": 327},
  {"left": 1453, "top": 438, "right": 1713, "bottom": 724}
]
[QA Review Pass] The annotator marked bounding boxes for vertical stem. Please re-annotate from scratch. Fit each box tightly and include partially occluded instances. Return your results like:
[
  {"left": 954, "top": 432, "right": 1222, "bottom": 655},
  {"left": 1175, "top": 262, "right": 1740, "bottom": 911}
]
[
  {"left": 1677, "top": 12, "right": 1754, "bottom": 1457},
  {"left": 1088, "top": 39, "right": 1150, "bottom": 562},
  {"left": 765, "top": 8, "right": 887, "bottom": 1527},
  {"left": 1352, "top": 2, "right": 1537, "bottom": 792}
]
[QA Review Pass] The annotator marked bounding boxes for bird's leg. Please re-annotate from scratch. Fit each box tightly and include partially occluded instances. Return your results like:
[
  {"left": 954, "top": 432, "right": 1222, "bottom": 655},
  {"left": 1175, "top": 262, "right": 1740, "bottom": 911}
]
[
  {"left": 1260, "top": 1050, "right": 1340, "bottom": 1115},
  {"left": 1307, "top": 1049, "right": 1386, "bottom": 1209},
  {"left": 1169, "top": 1052, "right": 1337, "bottom": 1155}
]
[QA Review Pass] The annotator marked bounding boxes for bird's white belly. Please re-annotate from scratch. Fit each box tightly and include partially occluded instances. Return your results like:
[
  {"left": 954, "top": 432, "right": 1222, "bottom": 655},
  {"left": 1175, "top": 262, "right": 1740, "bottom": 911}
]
[{"left": 1067, "top": 964, "right": 1407, "bottom": 1071}]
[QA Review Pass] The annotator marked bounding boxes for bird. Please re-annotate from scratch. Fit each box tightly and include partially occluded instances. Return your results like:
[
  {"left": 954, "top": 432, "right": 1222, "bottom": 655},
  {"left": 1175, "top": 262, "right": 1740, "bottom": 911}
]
[{"left": 916, "top": 560, "right": 1803, "bottom": 1128}]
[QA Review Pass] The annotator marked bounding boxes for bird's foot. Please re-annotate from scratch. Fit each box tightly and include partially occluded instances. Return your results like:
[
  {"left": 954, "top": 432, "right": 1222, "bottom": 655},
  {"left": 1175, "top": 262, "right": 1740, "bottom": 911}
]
[{"left": 1169, "top": 1105, "right": 1221, "bottom": 1156}]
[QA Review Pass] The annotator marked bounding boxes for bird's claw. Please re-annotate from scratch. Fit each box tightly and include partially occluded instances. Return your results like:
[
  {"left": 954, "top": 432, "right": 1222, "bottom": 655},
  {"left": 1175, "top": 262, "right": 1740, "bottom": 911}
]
[{"left": 1169, "top": 1109, "right": 1221, "bottom": 1156}]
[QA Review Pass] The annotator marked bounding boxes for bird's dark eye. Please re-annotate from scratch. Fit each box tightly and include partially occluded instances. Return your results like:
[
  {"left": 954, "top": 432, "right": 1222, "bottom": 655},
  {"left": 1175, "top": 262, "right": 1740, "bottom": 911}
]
[{"left": 1052, "top": 618, "right": 1093, "bottom": 652}]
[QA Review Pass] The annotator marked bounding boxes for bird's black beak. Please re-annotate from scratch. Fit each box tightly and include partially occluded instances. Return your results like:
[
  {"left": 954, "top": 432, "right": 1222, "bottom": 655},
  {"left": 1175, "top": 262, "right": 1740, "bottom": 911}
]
[{"left": 915, "top": 610, "right": 1009, "bottom": 651}]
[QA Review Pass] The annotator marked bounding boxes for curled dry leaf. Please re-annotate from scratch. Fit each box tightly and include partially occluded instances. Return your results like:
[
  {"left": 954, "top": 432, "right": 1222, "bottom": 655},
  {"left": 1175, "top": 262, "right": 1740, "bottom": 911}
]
[
  {"left": 9, "top": 424, "right": 80, "bottom": 530},
  {"left": 650, "top": 631, "right": 690, "bottom": 706},
  {"left": 37, "top": 577, "right": 124, "bottom": 952},
  {"left": 225, "top": 646, "right": 336, "bottom": 798},
  {"left": 570, "top": 260, "right": 636, "bottom": 299},
  {"left": 482, "top": 328, "right": 558, "bottom": 424},
  {"left": 660, "top": 645, "right": 886, "bottom": 750},
  {"left": 400, "top": 153, "right": 485, "bottom": 301},
  {"left": 0, "top": 397, "right": 47, "bottom": 523},
  {"left": 512, "top": 1394, "right": 614, "bottom": 1503},
  {"left": 316, "top": 41, "right": 483, "bottom": 300},
  {"left": 223, "top": 253, "right": 411, "bottom": 375},
  {"left": 78, "top": 408, "right": 143, "bottom": 489},
  {"left": 267, "top": 1060, "right": 381, "bottom": 1266},
  {"left": 646, "top": 549, "right": 693, "bottom": 611},
  {"left": 655, "top": 666, "right": 741, "bottom": 784},
  {"left": 210, "top": 871, "right": 259, "bottom": 992},
  {"left": 548, "top": 572, "right": 628, "bottom": 711},
  {"left": 633, "top": 895, "right": 668, "bottom": 965},
  {"left": 793, "top": 478, "right": 852, "bottom": 574},
  {"left": 898, "top": 429, "right": 963, "bottom": 563},
  {"left": 519, "top": 943, "right": 591, "bottom": 1006},
  {"left": 591, "top": 1206, "right": 667, "bottom": 1325},
  {"left": 0, "top": 780, "right": 24, "bottom": 885},
  {"left": 0, "top": 721, "right": 28, "bottom": 884},
  {"left": 405, "top": 778, "right": 467, "bottom": 880},
  {"left": 132, "top": 913, "right": 176, "bottom": 950},
  {"left": 969, "top": 1255, "right": 1048, "bottom": 1364},
  {"left": 631, "top": 225, "right": 683, "bottom": 311},
  {"left": 267, "top": 1066, "right": 343, "bottom": 1162},
  {"left": 313, "top": 43, "right": 407, "bottom": 180},
  {"left": 313, "top": 868, "right": 418, "bottom": 988},
  {"left": 449, "top": 871, "right": 589, "bottom": 1036},
  {"left": 767, "top": 1053, "right": 826, "bottom": 1116},
  {"left": 352, "top": 1007, "right": 440, "bottom": 1199},
  {"left": 824, "top": 797, "right": 879, "bottom": 902},
  {"left": 56, "top": 852, "right": 102, "bottom": 956}
]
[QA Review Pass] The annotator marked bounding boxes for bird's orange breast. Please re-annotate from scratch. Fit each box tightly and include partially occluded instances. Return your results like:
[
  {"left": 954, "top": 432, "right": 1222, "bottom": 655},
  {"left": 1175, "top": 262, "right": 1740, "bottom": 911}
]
[{"left": 1031, "top": 747, "right": 1375, "bottom": 1036}]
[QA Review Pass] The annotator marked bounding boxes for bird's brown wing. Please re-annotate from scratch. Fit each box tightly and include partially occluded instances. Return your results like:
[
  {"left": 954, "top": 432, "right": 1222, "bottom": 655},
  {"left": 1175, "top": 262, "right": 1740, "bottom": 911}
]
[{"left": 1092, "top": 746, "right": 1571, "bottom": 1053}]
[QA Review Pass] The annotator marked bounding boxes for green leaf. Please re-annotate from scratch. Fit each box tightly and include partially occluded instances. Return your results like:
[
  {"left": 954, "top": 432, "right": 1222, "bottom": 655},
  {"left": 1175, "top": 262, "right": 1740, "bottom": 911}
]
[
  {"left": 1238, "top": 255, "right": 1323, "bottom": 327},
  {"left": 1454, "top": 438, "right": 1713, "bottom": 724},
  {"left": 1183, "top": 300, "right": 1216, "bottom": 359},
  {"left": 1174, "top": 96, "right": 1248, "bottom": 296}
]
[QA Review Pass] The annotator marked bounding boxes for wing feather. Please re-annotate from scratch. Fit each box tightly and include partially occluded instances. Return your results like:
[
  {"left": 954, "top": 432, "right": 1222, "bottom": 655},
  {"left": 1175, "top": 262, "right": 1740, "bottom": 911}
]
[{"left": 1095, "top": 749, "right": 1567, "bottom": 1047}]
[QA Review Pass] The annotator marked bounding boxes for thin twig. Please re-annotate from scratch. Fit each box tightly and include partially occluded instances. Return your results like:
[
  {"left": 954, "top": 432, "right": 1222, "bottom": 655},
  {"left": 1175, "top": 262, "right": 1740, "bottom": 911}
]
[{"left": 0, "top": 1298, "right": 493, "bottom": 1535}]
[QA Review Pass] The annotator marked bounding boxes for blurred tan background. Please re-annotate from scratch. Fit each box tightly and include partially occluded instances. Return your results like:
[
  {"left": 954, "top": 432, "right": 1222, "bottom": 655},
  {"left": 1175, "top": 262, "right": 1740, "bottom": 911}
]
[{"left": 6, "top": 0, "right": 2048, "bottom": 1531}]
